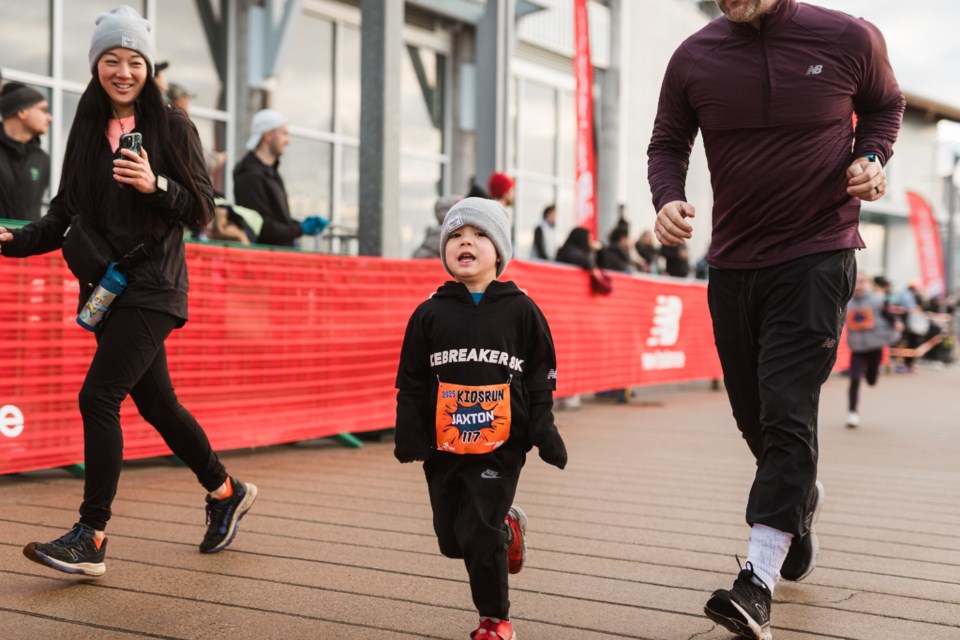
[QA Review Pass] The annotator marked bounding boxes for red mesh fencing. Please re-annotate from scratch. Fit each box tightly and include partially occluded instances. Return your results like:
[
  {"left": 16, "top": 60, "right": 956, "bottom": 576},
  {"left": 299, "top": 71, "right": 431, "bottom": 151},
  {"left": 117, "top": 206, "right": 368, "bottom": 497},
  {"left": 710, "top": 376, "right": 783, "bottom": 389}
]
[{"left": 3, "top": 243, "right": 773, "bottom": 474}]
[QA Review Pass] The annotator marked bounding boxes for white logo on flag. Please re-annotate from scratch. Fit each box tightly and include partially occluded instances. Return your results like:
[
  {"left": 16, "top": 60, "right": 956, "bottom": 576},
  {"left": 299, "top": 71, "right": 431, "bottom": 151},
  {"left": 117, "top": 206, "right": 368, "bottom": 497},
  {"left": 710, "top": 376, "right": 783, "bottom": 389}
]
[
  {"left": 647, "top": 295, "right": 682, "bottom": 347},
  {"left": 1, "top": 404, "right": 25, "bottom": 438}
]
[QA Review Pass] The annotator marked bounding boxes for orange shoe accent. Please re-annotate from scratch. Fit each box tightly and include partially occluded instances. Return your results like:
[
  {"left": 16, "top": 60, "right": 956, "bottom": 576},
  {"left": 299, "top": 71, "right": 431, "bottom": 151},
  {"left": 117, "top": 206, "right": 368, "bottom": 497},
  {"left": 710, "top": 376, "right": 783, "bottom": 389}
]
[
  {"left": 216, "top": 477, "right": 234, "bottom": 500},
  {"left": 93, "top": 536, "right": 105, "bottom": 550}
]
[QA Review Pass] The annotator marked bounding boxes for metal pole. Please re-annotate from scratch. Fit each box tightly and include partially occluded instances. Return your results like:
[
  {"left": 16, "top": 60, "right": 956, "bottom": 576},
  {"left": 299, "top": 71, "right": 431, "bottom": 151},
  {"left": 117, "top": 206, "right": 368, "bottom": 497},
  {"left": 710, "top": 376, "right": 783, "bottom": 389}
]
[{"left": 947, "top": 154, "right": 959, "bottom": 295}]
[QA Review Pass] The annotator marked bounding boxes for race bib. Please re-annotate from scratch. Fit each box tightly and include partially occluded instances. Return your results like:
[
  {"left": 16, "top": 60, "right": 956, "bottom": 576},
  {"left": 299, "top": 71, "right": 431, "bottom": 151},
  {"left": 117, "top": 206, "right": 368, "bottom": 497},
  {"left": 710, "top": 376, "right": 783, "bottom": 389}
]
[
  {"left": 847, "top": 306, "right": 875, "bottom": 331},
  {"left": 435, "top": 380, "right": 511, "bottom": 454}
]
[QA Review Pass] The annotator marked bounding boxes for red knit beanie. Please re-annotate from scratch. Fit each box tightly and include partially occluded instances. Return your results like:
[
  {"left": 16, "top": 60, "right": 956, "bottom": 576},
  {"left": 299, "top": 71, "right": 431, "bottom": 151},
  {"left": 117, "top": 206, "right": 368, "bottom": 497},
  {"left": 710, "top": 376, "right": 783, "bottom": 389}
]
[{"left": 487, "top": 172, "right": 515, "bottom": 199}]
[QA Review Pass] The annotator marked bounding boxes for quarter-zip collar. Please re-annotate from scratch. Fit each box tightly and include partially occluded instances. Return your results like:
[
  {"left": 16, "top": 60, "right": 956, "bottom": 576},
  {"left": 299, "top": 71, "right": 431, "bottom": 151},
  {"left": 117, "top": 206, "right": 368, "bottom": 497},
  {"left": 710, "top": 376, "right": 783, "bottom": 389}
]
[{"left": 728, "top": 0, "right": 799, "bottom": 37}]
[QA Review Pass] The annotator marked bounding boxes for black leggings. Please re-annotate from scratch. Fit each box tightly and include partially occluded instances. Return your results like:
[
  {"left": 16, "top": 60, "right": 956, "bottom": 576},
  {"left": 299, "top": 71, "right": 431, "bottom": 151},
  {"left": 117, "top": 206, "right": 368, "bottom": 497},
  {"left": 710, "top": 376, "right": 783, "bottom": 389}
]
[
  {"left": 78, "top": 307, "right": 226, "bottom": 531},
  {"left": 848, "top": 349, "right": 882, "bottom": 412},
  {"left": 708, "top": 250, "right": 856, "bottom": 536}
]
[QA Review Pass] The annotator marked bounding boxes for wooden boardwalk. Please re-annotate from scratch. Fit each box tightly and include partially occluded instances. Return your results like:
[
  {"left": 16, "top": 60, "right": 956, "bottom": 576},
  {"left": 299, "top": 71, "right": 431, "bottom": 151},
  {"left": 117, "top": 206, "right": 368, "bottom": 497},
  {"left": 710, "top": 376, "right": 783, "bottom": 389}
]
[{"left": 2, "top": 362, "right": 958, "bottom": 639}]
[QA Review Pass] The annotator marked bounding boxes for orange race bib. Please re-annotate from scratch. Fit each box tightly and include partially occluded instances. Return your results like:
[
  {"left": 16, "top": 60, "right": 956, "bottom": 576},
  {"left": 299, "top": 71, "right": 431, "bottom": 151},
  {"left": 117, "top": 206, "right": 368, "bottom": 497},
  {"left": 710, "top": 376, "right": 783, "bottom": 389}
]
[
  {"left": 847, "top": 306, "right": 875, "bottom": 331},
  {"left": 435, "top": 380, "right": 511, "bottom": 454}
]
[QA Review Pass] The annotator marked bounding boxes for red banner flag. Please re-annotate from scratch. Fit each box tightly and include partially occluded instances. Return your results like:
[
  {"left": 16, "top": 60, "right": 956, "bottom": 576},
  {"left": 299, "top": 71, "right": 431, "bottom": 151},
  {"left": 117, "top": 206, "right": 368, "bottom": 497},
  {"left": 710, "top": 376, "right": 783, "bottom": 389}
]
[
  {"left": 906, "top": 191, "right": 945, "bottom": 298},
  {"left": 573, "top": 0, "right": 598, "bottom": 238}
]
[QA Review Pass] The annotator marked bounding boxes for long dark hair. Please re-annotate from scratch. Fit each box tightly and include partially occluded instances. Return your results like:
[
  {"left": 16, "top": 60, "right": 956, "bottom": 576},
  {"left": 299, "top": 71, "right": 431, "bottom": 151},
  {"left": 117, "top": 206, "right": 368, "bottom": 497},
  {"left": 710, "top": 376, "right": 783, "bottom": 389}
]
[{"left": 59, "top": 71, "right": 212, "bottom": 230}]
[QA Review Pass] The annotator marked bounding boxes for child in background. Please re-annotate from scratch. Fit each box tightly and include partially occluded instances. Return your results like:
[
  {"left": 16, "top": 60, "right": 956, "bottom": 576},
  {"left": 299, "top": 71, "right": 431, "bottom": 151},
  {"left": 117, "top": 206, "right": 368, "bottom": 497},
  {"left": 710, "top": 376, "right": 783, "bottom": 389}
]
[
  {"left": 845, "top": 274, "right": 902, "bottom": 428},
  {"left": 394, "top": 197, "right": 567, "bottom": 639}
]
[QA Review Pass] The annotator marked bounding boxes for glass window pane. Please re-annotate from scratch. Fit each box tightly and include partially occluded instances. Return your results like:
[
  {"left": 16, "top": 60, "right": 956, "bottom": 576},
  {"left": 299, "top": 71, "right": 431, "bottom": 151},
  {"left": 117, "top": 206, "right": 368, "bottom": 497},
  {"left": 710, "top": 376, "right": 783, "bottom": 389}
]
[
  {"left": 64, "top": 1, "right": 146, "bottom": 84},
  {"left": 0, "top": 3, "right": 50, "bottom": 75},
  {"left": 516, "top": 180, "right": 555, "bottom": 259},
  {"left": 275, "top": 12, "right": 334, "bottom": 131},
  {"left": 399, "top": 158, "right": 443, "bottom": 259},
  {"left": 518, "top": 80, "right": 556, "bottom": 177},
  {"left": 283, "top": 136, "right": 332, "bottom": 223},
  {"left": 156, "top": 0, "right": 225, "bottom": 110},
  {"left": 400, "top": 45, "right": 445, "bottom": 154},
  {"left": 558, "top": 88, "right": 576, "bottom": 189},
  {"left": 338, "top": 25, "right": 361, "bottom": 139}
]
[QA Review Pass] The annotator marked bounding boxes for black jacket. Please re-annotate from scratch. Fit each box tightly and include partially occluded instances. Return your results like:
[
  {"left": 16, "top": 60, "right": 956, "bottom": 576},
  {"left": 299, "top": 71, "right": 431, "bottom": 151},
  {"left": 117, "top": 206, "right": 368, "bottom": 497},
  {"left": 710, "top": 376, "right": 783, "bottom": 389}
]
[
  {"left": 2, "top": 109, "right": 213, "bottom": 323},
  {"left": 232, "top": 152, "right": 302, "bottom": 247},
  {"left": 0, "top": 127, "right": 50, "bottom": 222},
  {"left": 394, "top": 280, "right": 566, "bottom": 468},
  {"left": 597, "top": 245, "right": 631, "bottom": 272}
]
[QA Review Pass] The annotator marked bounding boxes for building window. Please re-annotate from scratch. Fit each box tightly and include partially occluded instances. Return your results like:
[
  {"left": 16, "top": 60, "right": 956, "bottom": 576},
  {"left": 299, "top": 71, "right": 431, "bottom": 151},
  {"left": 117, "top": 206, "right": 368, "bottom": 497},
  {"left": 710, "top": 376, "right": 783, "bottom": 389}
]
[
  {"left": 0, "top": 3, "right": 51, "bottom": 76},
  {"left": 513, "top": 75, "right": 577, "bottom": 258},
  {"left": 398, "top": 42, "right": 449, "bottom": 258}
]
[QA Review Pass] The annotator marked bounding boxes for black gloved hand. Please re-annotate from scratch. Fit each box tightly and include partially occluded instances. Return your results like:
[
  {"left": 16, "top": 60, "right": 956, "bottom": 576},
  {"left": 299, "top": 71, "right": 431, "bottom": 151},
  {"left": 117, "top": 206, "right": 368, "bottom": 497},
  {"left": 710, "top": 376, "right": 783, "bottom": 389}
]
[{"left": 537, "top": 431, "right": 568, "bottom": 469}]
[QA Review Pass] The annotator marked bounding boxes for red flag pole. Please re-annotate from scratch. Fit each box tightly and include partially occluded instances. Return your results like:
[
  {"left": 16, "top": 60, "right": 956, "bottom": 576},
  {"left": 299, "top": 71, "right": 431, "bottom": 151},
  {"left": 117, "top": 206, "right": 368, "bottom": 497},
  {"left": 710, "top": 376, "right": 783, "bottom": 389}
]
[{"left": 573, "top": 0, "right": 598, "bottom": 239}]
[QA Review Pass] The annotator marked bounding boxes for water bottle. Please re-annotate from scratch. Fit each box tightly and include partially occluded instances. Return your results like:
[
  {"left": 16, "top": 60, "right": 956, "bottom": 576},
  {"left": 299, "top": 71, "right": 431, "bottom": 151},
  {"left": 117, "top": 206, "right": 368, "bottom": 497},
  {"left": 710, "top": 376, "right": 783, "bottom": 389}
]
[{"left": 77, "top": 262, "right": 127, "bottom": 332}]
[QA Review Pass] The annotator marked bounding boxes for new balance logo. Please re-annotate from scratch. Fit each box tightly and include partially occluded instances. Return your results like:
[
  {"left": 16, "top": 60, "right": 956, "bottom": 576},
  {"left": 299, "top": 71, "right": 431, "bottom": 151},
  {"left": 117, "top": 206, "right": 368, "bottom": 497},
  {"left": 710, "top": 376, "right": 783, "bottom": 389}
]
[
  {"left": 647, "top": 295, "right": 683, "bottom": 347},
  {"left": 547, "top": 369, "right": 557, "bottom": 380},
  {"left": 805, "top": 65, "right": 823, "bottom": 76},
  {"left": 820, "top": 338, "right": 837, "bottom": 348},
  {"left": 480, "top": 469, "right": 500, "bottom": 479}
]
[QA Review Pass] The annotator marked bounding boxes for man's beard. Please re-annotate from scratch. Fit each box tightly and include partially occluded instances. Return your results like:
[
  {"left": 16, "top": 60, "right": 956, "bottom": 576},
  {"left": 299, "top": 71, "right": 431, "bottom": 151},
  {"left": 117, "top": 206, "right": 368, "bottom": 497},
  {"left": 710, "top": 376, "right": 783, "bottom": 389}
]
[{"left": 716, "top": 0, "right": 764, "bottom": 23}]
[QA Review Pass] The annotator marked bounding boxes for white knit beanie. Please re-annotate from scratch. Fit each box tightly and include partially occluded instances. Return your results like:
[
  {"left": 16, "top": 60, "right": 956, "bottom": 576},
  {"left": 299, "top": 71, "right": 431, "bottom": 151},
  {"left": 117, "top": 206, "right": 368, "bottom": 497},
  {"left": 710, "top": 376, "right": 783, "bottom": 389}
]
[
  {"left": 440, "top": 197, "right": 513, "bottom": 278},
  {"left": 89, "top": 5, "right": 156, "bottom": 75}
]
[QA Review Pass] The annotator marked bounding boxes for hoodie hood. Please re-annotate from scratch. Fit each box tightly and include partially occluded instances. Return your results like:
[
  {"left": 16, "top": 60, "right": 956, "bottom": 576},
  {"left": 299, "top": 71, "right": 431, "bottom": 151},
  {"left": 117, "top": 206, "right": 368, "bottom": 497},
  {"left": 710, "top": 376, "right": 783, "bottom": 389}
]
[{"left": 433, "top": 279, "right": 524, "bottom": 302}]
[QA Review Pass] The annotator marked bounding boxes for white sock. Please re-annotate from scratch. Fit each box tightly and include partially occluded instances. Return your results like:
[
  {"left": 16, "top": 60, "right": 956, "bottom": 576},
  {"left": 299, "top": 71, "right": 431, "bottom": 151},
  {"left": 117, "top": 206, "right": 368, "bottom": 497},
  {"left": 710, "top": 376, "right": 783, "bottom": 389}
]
[{"left": 746, "top": 524, "right": 792, "bottom": 592}]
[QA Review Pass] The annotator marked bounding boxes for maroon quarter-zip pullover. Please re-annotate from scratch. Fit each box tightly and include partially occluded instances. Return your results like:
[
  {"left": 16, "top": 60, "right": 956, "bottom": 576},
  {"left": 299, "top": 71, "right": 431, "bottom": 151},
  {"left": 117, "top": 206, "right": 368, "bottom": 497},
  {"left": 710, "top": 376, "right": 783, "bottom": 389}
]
[{"left": 647, "top": 0, "right": 904, "bottom": 269}]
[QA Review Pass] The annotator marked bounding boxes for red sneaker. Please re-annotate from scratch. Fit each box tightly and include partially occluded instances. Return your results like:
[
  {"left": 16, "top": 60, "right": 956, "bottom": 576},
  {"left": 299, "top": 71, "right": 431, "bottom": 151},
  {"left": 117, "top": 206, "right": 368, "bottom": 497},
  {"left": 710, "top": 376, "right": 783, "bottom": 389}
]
[
  {"left": 471, "top": 618, "right": 516, "bottom": 640},
  {"left": 505, "top": 505, "right": 527, "bottom": 574}
]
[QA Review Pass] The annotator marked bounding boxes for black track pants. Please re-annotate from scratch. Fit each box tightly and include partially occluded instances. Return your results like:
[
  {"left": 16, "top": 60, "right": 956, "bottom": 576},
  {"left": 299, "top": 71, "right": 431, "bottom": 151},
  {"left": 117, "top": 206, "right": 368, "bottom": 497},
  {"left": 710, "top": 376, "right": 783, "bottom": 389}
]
[
  {"left": 424, "top": 448, "right": 524, "bottom": 620},
  {"left": 78, "top": 307, "right": 227, "bottom": 531},
  {"left": 848, "top": 349, "right": 882, "bottom": 412},
  {"left": 708, "top": 250, "right": 855, "bottom": 536}
]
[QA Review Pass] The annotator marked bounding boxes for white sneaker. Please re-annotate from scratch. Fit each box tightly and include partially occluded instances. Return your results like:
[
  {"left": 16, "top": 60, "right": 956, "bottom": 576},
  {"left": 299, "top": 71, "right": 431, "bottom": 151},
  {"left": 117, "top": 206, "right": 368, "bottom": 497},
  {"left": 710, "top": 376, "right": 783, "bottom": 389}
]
[{"left": 846, "top": 412, "right": 860, "bottom": 428}]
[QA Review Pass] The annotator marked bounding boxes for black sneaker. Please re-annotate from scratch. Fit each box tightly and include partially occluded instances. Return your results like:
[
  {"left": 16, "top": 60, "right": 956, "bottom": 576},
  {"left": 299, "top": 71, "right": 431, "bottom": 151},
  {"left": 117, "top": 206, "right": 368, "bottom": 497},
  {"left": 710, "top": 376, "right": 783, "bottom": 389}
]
[
  {"left": 704, "top": 562, "right": 772, "bottom": 640},
  {"left": 780, "top": 480, "right": 824, "bottom": 581},
  {"left": 200, "top": 477, "right": 258, "bottom": 553},
  {"left": 23, "top": 523, "right": 107, "bottom": 577}
]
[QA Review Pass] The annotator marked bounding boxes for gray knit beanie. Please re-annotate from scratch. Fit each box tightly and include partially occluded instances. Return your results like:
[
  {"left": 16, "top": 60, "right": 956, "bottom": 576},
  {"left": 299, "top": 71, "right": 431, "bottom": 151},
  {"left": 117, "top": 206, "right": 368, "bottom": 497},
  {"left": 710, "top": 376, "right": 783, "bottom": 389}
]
[
  {"left": 440, "top": 197, "right": 513, "bottom": 278},
  {"left": 88, "top": 5, "right": 155, "bottom": 75}
]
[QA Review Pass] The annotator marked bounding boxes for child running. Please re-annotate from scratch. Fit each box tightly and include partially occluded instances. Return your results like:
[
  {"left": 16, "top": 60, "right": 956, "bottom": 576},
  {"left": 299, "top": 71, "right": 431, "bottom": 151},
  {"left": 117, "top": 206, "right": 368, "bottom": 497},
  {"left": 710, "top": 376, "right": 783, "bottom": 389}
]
[
  {"left": 844, "top": 274, "right": 902, "bottom": 428},
  {"left": 394, "top": 197, "right": 567, "bottom": 639}
]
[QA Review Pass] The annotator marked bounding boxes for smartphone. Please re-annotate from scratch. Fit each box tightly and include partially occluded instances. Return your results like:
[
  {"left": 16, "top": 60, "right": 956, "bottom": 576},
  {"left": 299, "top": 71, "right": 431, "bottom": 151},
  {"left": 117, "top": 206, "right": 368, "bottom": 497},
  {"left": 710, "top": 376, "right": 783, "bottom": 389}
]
[
  {"left": 117, "top": 132, "right": 142, "bottom": 189},
  {"left": 119, "top": 132, "right": 142, "bottom": 156}
]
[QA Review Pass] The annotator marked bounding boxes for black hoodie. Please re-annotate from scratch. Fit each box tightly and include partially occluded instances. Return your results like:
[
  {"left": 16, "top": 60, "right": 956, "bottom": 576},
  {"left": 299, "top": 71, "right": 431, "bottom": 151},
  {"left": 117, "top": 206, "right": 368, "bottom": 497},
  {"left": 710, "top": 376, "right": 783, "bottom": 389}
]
[{"left": 395, "top": 279, "right": 566, "bottom": 468}]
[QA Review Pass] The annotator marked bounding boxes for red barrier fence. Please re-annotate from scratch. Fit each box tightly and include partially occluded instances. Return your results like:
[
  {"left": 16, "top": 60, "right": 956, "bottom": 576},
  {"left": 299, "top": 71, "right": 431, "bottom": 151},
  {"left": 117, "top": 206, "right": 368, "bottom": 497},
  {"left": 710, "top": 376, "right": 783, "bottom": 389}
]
[{"left": 2, "top": 243, "right": 735, "bottom": 474}]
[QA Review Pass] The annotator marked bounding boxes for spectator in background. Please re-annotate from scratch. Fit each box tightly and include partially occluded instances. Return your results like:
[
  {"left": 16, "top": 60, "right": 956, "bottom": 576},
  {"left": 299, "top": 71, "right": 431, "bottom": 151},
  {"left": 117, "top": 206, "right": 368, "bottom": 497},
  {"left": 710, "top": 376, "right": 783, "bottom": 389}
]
[
  {"left": 635, "top": 229, "right": 658, "bottom": 273},
  {"left": 556, "top": 226, "right": 600, "bottom": 271},
  {"left": 487, "top": 171, "right": 515, "bottom": 209},
  {"left": 153, "top": 60, "right": 169, "bottom": 95},
  {"left": 167, "top": 82, "right": 194, "bottom": 113},
  {"left": 165, "top": 82, "right": 225, "bottom": 185},
  {"left": 895, "top": 281, "right": 925, "bottom": 373},
  {"left": 466, "top": 176, "right": 488, "bottom": 199},
  {"left": 660, "top": 242, "right": 690, "bottom": 278},
  {"left": 0, "top": 83, "right": 52, "bottom": 222},
  {"left": 532, "top": 204, "right": 557, "bottom": 260},
  {"left": 233, "top": 109, "right": 327, "bottom": 247},
  {"left": 413, "top": 194, "right": 460, "bottom": 259},
  {"left": 597, "top": 224, "right": 632, "bottom": 273}
]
